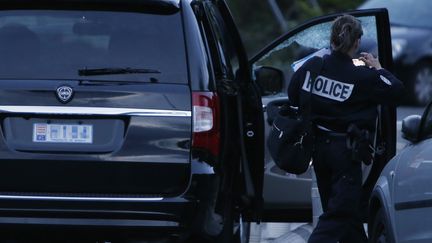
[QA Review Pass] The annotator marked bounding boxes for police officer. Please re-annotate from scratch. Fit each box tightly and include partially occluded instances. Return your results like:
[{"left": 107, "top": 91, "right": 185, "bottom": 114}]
[{"left": 288, "top": 15, "right": 404, "bottom": 243}]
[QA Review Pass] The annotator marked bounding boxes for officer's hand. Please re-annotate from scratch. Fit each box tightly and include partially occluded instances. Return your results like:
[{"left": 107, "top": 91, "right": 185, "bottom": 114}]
[{"left": 359, "top": 52, "right": 383, "bottom": 70}]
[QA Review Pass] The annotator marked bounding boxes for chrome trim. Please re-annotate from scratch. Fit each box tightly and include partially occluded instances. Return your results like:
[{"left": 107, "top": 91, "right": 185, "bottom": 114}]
[
  {"left": 0, "top": 217, "right": 179, "bottom": 227},
  {"left": 0, "top": 106, "right": 191, "bottom": 117},
  {"left": 0, "top": 195, "right": 164, "bottom": 202}
]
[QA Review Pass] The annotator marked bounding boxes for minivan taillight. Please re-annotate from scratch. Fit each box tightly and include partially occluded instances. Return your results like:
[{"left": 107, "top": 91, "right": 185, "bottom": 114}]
[{"left": 192, "top": 92, "right": 220, "bottom": 157}]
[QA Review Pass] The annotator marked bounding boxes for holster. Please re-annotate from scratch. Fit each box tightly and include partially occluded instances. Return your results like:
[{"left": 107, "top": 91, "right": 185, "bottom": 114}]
[{"left": 346, "top": 124, "right": 374, "bottom": 165}]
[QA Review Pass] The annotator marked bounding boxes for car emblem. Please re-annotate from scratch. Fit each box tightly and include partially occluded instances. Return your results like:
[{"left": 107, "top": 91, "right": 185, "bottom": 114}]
[{"left": 56, "top": 86, "right": 74, "bottom": 103}]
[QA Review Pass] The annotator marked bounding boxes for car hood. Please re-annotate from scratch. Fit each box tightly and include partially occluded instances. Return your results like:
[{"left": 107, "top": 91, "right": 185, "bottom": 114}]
[
  {"left": 390, "top": 25, "right": 432, "bottom": 63},
  {"left": 391, "top": 25, "right": 432, "bottom": 40}
]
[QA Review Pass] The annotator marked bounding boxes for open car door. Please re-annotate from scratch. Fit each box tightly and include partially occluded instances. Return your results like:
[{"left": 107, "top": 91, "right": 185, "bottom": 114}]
[{"left": 250, "top": 9, "right": 396, "bottom": 222}]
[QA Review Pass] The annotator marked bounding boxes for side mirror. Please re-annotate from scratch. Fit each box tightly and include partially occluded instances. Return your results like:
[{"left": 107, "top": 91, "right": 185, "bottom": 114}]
[
  {"left": 254, "top": 66, "right": 284, "bottom": 96},
  {"left": 401, "top": 115, "right": 422, "bottom": 143}
]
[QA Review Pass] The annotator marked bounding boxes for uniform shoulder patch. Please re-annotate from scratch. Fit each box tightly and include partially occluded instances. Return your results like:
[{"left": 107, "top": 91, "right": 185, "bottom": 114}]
[{"left": 380, "top": 75, "right": 392, "bottom": 86}]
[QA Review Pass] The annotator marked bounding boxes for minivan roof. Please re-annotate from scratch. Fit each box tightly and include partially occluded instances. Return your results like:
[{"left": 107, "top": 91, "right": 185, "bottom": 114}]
[{"left": 0, "top": 0, "right": 180, "bottom": 14}]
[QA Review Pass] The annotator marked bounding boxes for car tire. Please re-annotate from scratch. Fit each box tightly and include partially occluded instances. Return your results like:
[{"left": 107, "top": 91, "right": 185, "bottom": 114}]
[
  {"left": 369, "top": 207, "right": 394, "bottom": 243},
  {"left": 411, "top": 62, "right": 432, "bottom": 106}
]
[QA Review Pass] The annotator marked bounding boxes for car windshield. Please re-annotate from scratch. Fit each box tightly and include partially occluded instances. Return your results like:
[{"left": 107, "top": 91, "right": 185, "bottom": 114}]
[
  {"left": 360, "top": 0, "right": 432, "bottom": 29},
  {"left": 0, "top": 10, "right": 187, "bottom": 83}
]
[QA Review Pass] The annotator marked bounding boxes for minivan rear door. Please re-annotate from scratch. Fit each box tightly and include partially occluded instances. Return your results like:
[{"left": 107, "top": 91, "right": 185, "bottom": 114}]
[
  {"left": 201, "top": 0, "right": 266, "bottom": 220},
  {"left": 0, "top": 3, "right": 192, "bottom": 198},
  {"left": 250, "top": 9, "right": 395, "bottom": 221}
]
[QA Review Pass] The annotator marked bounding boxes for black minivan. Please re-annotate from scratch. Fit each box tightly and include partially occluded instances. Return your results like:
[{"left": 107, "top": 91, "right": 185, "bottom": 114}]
[{"left": 0, "top": 0, "right": 397, "bottom": 242}]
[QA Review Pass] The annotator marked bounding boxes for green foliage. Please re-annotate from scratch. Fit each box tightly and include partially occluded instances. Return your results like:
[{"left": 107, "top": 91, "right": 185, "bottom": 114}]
[
  {"left": 320, "top": 0, "right": 363, "bottom": 12},
  {"left": 225, "top": 0, "right": 281, "bottom": 56},
  {"left": 226, "top": 0, "right": 364, "bottom": 56},
  {"left": 293, "top": 1, "right": 323, "bottom": 21}
]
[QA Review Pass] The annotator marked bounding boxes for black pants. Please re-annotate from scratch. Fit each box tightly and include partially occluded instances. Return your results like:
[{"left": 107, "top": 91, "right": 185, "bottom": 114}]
[{"left": 308, "top": 133, "right": 368, "bottom": 243}]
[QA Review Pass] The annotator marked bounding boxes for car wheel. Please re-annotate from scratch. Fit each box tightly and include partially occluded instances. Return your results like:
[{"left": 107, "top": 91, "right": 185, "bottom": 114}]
[
  {"left": 412, "top": 62, "right": 432, "bottom": 106},
  {"left": 370, "top": 208, "right": 394, "bottom": 243}
]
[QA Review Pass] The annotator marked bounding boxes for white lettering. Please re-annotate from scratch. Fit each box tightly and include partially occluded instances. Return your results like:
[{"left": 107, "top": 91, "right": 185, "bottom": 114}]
[
  {"left": 303, "top": 71, "right": 312, "bottom": 90},
  {"left": 302, "top": 74, "right": 354, "bottom": 102}
]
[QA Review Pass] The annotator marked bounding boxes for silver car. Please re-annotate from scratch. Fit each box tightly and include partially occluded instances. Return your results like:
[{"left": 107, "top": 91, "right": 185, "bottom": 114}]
[{"left": 369, "top": 103, "right": 432, "bottom": 242}]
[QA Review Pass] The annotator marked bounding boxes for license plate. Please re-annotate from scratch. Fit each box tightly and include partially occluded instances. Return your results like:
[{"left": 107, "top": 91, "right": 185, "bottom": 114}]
[{"left": 33, "top": 123, "right": 93, "bottom": 144}]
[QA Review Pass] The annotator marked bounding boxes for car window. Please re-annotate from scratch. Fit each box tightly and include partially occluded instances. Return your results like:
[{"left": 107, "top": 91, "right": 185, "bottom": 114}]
[
  {"left": 254, "top": 16, "right": 378, "bottom": 97},
  {"left": 0, "top": 10, "right": 188, "bottom": 83},
  {"left": 202, "top": 3, "right": 239, "bottom": 80},
  {"left": 360, "top": 0, "right": 432, "bottom": 28}
]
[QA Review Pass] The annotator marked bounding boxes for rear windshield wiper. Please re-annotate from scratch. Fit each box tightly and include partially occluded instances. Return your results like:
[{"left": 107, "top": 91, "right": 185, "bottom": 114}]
[{"left": 78, "top": 67, "right": 161, "bottom": 76}]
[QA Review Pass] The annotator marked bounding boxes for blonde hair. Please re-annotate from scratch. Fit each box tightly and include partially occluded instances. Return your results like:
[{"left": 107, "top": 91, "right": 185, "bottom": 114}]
[{"left": 330, "top": 15, "right": 363, "bottom": 54}]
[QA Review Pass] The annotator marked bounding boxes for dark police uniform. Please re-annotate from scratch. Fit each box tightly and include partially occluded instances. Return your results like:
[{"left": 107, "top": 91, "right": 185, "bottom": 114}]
[{"left": 288, "top": 51, "right": 404, "bottom": 243}]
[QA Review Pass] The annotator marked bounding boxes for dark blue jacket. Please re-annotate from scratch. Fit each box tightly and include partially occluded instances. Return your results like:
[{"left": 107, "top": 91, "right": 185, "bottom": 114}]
[{"left": 288, "top": 51, "right": 404, "bottom": 132}]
